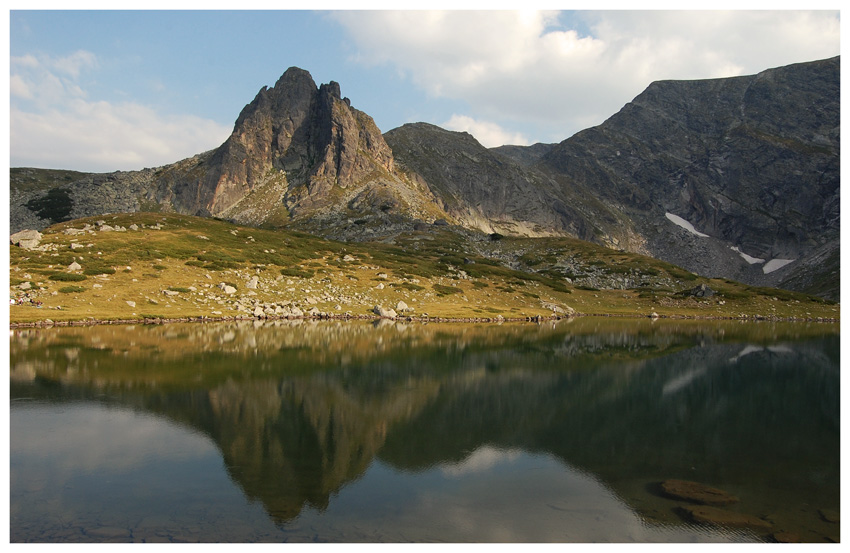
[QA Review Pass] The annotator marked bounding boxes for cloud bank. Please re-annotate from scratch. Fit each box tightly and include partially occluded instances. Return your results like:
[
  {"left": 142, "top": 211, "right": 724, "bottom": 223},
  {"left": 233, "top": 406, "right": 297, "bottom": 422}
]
[{"left": 332, "top": 10, "right": 840, "bottom": 145}]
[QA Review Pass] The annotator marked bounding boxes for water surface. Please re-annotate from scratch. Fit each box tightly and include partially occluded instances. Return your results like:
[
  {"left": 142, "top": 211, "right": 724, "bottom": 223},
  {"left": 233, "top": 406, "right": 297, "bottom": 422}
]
[{"left": 9, "top": 318, "right": 840, "bottom": 542}]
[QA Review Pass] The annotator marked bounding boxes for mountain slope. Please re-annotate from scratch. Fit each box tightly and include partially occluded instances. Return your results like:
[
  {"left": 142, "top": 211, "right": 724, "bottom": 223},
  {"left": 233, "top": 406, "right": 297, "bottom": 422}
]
[
  {"left": 538, "top": 56, "right": 839, "bottom": 299},
  {"left": 10, "top": 58, "right": 840, "bottom": 300}
]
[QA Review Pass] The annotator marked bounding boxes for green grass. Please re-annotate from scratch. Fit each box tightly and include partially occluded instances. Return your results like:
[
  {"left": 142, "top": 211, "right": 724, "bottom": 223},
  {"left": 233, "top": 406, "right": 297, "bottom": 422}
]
[{"left": 7, "top": 211, "right": 839, "bottom": 325}]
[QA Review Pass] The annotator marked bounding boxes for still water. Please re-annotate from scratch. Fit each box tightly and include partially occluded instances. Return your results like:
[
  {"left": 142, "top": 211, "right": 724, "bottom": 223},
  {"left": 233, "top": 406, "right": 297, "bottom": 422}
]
[{"left": 9, "top": 318, "right": 840, "bottom": 543}]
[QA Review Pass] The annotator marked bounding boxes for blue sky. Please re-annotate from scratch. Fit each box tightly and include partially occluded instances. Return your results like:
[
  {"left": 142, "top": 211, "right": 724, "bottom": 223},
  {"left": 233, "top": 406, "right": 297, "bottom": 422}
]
[{"left": 7, "top": 7, "right": 842, "bottom": 173}]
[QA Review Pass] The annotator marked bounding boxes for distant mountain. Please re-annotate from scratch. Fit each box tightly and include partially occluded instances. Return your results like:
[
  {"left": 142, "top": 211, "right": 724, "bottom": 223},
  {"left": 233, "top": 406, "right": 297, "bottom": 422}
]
[{"left": 9, "top": 57, "right": 839, "bottom": 300}]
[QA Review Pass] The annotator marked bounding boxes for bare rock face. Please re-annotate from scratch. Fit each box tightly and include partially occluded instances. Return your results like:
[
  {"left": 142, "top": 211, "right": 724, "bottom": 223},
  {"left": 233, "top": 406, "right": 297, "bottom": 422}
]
[{"left": 153, "top": 67, "right": 404, "bottom": 224}]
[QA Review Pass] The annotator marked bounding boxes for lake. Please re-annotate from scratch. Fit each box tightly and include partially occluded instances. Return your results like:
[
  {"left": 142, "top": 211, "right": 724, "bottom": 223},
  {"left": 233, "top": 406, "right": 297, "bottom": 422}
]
[{"left": 9, "top": 318, "right": 840, "bottom": 543}]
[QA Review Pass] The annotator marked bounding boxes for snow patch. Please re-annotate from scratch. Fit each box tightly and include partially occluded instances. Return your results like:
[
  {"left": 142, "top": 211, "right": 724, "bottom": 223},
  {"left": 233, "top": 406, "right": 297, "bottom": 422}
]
[
  {"left": 730, "top": 246, "right": 765, "bottom": 265},
  {"left": 763, "top": 259, "right": 795, "bottom": 274},
  {"left": 665, "top": 213, "right": 709, "bottom": 237}
]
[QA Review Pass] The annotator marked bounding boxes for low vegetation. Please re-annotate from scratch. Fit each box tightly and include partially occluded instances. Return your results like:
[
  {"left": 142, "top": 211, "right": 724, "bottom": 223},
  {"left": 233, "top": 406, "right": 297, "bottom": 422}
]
[{"left": 8, "top": 212, "right": 839, "bottom": 325}]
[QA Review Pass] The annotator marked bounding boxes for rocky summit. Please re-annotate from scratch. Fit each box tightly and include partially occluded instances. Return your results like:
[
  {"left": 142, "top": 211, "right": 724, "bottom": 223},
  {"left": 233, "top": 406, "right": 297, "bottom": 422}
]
[{"left": 10, "top": 57, "right": 840, "bottom": 301}]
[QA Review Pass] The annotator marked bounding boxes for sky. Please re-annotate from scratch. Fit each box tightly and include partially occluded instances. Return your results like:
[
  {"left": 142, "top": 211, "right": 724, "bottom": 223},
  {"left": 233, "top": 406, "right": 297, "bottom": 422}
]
[{"left": 6, "top": 5, "right": 843, "bottom": 173}]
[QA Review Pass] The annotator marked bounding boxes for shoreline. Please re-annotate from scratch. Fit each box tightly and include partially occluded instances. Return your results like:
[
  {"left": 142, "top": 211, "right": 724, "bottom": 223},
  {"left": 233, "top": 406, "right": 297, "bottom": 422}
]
[{"left": 8, "top": 310, "right": 840, "bottom": 329}]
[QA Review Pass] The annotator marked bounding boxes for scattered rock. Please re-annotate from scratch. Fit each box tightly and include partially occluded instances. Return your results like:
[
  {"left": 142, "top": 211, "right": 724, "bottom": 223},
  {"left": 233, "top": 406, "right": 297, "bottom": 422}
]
[
  {"left": 679, "top": 505, "right": 772, "bottom": 530},
  {"left": 660, "top": 479, "right": 739, "bottom": 505}
]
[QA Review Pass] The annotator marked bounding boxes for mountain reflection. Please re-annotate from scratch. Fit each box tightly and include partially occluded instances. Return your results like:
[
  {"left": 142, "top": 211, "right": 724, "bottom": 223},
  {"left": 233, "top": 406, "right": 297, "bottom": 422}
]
[{"left": 10, "top": 319, "right": 840, "bottom": 531}]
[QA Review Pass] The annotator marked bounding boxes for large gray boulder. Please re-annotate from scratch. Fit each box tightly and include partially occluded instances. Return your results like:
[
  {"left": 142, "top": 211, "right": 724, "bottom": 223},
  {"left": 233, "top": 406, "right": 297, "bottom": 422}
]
[{"left": 10, "top": 229, "right": 43, "bottom": 250}]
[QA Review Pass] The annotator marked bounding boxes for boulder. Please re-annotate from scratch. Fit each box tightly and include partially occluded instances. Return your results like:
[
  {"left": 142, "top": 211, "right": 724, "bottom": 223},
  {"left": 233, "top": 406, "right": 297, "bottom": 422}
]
[
  {"left": 246, "top": 276, "right": 260, "bottom": 289},
  {"left": 217, "top": 283, "right": 237, "bottom": 295},
  {"left": 396, "top": 300, "right": 409, "bottom": 312},
  {"left": 68, "top": 261, "right": 82, "bottom": 272},
  {"left": 373, "top": 305, "right": 398, "bottom": 319},
  {"left": 11, "top": 229, "right": 43, "bottom": 249},
  {"left": 660, "top": 479, "right": 739, "bottom": 505},
  {"left": 682, "top": 283, "right": 716, "bottom": 298}
]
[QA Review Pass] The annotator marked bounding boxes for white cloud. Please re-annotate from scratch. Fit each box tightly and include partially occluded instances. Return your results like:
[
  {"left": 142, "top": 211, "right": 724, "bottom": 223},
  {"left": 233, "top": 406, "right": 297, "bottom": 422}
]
[
  {"left": 12, "top": 101, "right": 231, "bottom": 172},
  {"left": 442, "top": 114, "right": 530, "bottom": 147},
  {"left": 10, "top": 51, "right": 231, "bottom": 172},
  {"left": 332, "top": 10, "right": 840, "bottom": 145}
]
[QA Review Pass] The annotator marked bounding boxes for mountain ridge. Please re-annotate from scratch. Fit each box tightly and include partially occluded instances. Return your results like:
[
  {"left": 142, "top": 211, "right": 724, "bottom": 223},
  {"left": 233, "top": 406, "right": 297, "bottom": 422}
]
[{"left": 9, "top": 57, "right": 840, "bottom": 300}]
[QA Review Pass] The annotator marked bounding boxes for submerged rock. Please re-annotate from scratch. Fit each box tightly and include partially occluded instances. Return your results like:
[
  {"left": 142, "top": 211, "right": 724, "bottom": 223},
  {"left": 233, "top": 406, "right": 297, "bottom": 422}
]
[
  {"left": 679, "top": 505, "right": 772, "bottom": 530},
  {"left": 660, "top": 479, "right": 739, "bottom": 505}
]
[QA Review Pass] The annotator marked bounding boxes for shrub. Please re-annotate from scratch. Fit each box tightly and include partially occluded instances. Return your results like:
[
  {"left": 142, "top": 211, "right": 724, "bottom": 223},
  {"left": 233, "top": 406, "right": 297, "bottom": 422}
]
[
  {"left": 280, "top": 267, "right": 315, "bottom": 279},
  {"left": 58, "top": 285, "right": 85, "bottom": 293},
  {"left": 433, "top": 284, "right": 463, "bottom": 296},
  {"left": 83, "top": 266, "right": 116, "bottom": 275},
  {"left": 49, "top": 272, "right": 86, "bottom": 282}
]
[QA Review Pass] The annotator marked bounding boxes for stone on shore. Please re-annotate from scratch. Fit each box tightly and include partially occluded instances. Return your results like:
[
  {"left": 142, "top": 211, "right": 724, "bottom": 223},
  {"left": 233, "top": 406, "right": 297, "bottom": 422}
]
[{"left": 373, "top": 305, "right": 398, "bottom": 319}]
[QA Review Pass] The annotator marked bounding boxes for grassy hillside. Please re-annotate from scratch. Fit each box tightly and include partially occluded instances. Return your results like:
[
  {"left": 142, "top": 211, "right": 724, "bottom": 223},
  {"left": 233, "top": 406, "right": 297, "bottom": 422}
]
[{"left": 9, "top": 212, "right": 839, "bottom": 325}]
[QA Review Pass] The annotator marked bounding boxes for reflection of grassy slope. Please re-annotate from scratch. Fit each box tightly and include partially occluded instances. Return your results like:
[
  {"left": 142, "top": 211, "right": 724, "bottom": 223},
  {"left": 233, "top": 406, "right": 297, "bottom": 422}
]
[
  {"left": 10, "top": 321, "right": 840, "bottom": 534},
  {"left": 9, "top": 213, "right": 839, "bottom": 324},
  {"left": 377, "top": 336, "right": 839, "bottom": 514}
]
